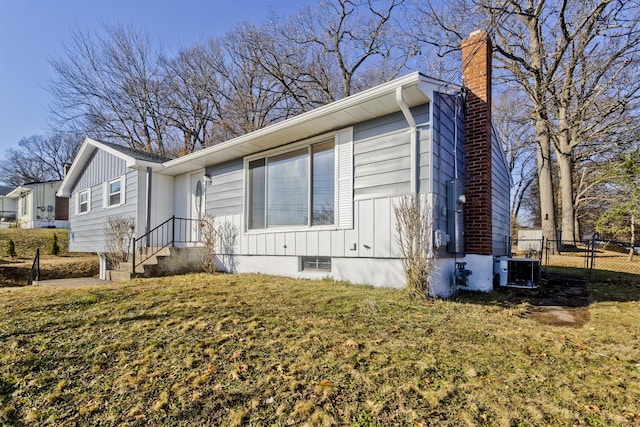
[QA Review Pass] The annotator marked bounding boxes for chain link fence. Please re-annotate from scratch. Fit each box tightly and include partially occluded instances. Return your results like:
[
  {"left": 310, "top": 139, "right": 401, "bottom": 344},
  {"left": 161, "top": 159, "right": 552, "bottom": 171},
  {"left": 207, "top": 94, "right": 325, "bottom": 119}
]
[{"left": 512, "top": 237, "right": 640, "bottom": 281}]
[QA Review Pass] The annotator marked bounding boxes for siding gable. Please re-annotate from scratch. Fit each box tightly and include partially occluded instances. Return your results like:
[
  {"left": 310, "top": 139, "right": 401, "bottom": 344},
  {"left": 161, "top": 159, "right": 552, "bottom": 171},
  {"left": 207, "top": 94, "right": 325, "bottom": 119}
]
[
  {"left": 72, "top": 149, "right": 128, "bottom": 193},
  {"left": 67, "top": 146, "right": 139, "bottom": 253}
]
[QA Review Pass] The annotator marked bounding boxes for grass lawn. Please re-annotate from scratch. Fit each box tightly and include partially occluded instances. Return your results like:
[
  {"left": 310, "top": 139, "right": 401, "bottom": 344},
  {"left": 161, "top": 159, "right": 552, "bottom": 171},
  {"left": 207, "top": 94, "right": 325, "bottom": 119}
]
[
  {"left": 0, "top": 229, "right": 98, "bottom": 287},
  {"left": 1, "top": 274, "right": 639, "bottom": 426},
  {"left": 0, "top": 228, "right": 71, "bottom": 259}
]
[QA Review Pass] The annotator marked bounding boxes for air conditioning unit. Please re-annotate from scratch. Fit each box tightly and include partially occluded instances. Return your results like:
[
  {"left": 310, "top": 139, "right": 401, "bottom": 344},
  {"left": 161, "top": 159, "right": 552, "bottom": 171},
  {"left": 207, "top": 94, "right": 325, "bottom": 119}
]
[{"left": 493, "top": 256, "right": 540, "bottom": 289}]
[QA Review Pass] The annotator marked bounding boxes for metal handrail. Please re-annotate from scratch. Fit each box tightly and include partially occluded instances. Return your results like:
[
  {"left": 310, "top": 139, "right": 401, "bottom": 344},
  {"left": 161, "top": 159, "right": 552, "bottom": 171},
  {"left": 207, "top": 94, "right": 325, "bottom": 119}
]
[
  {"left": 131, "top": 216, "right": 203, "bottom": 273},
  {"left": 27, "top": 248, "right": 40, "bottom": 285}
]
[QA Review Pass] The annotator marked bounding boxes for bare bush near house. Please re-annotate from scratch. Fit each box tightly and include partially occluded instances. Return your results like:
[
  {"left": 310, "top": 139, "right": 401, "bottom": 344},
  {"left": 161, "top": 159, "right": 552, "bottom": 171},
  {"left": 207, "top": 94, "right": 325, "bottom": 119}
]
[
  {"left": 394, "top": 194, "right": 435, "bottom": 299},
  {"left": 218, "top": 221, "right": 239, "bottom": 273},
  {"left": 104, "top": 216, "right": 135, "bottom": 270},
  {"left": 199, "top": 214, "right": 218, "bottom": 274}
]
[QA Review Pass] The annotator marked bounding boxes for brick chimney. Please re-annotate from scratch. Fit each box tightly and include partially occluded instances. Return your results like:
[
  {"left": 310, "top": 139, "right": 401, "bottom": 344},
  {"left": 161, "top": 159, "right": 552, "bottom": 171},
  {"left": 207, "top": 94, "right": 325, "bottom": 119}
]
[{"left": 461, "top": 30, "right": 493, "bottom": 255}]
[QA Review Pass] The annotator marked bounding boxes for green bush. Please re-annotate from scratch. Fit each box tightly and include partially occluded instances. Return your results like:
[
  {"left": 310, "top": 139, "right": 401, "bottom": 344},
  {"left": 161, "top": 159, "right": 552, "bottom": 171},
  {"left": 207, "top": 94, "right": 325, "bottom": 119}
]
[
  {"left": 50, "top": 232, "right": 60, "bottom": 256},
  {"left": 5, "top": 240, "right": 16, "bottom": 258}
]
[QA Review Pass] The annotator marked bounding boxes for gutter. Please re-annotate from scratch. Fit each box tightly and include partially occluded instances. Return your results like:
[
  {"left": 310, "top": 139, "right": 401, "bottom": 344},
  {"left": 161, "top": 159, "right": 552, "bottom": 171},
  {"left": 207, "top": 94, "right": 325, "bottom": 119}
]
[{"left": 395, "top": 86, "right": 418, "bottom": 194}]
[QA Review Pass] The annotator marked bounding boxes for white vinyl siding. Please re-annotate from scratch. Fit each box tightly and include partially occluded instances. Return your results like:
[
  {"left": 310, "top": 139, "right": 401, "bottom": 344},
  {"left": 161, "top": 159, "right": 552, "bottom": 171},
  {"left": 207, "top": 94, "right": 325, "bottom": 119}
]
[
  {"left": 69, "top": 169, "right": 138, "bottom": 253},
  {"left": 491, "top": 127, "right": 511, "bottom": 256}
]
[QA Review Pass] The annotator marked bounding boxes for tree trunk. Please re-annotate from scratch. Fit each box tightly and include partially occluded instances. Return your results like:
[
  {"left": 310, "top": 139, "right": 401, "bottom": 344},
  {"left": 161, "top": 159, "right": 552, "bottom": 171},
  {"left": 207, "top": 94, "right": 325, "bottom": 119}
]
[
  {"left": 557, "top": 151, "right": 575, "bottom": 243},
  {"left": 536, "top": 118, "right": 558, "bottom": 254}
]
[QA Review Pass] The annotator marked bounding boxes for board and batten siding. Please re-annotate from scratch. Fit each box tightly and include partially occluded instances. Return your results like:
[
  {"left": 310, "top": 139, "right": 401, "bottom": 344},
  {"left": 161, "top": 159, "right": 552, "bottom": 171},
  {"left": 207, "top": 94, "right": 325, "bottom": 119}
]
[
  {"left": 491, "top": 129, "right": 511, "bottom": 256},
  {"left": 68, "top": 149, "right": 139, "bottom": 253},
  {"left": 73, "top": 149, "right": 128, "bottom": 190},
  {"left": 212, "top": 195, "right": 402, "bottom": 262},
  {"left": 203, "top": 104, "right": 439, "bottom": 265}
]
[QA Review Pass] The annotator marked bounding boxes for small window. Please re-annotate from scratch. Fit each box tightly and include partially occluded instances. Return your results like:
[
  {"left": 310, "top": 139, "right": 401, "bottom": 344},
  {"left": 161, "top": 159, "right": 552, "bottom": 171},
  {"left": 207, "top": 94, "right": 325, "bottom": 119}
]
[
  {"left": 78, "top": 190, "right": 89, "bottom": 213},
  {"left": 106, "top": 177, "right": 124, "bottom": 207},
  {"left": 301, "top": 256, "right": 331, "bottom": 272}
]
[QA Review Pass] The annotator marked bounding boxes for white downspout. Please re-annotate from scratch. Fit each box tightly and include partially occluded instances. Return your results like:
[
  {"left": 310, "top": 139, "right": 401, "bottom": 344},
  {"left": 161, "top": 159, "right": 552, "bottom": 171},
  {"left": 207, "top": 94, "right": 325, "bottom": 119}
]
[{"left": 396, "top": 87, "right": 418, "bottom": 194}]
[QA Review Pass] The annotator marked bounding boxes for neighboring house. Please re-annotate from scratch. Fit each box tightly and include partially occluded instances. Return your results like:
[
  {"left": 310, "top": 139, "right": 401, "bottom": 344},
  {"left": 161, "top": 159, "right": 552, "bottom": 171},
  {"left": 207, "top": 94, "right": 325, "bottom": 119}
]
[
  {"left": 6, "top": 181, "right": 69, "bottom": 229},
  {"left": 6, "top": 180, "right": 69, "bottom": 229},
  {"left": 0, "top": 185, "right": 17, "bottom": 227},
  {"left": 58, "top": 31, "right": 510, "bottom": 297}
]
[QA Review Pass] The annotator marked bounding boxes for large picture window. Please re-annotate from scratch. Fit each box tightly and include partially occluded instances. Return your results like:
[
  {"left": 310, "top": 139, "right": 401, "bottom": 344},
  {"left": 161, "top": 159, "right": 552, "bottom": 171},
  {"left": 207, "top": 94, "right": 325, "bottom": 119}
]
[{"left": 248, "top": 140, "right": 335, "bottom": 229}]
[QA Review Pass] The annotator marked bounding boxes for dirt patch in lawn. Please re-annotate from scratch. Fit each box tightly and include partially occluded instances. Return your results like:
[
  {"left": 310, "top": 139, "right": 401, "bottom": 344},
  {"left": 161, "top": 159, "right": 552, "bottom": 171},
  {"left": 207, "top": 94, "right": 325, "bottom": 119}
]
[{"left": 530, "top": 277, "right": 591, "bottom": 327}]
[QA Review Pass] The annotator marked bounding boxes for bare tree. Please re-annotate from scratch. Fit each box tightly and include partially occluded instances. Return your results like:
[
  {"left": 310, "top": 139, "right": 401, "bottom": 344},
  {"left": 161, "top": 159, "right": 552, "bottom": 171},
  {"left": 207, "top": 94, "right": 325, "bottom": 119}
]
[
  {"left": 288, "top": 0, "right": 411, "bottom": 100},
  {"left": 0, "top": 133, "right": 82, "bottom": 186},
  {"left": 546, "top": 0, "right": 640, "bottom": 241},
  {"left": 493, "top": 90, "right": 537, "bottom": 228},
  {"left": 162, "top": 43, "right": 222, "bottom": 154},
  {"left": 216, "top": 27, "right": 293, "bottom": 136},
  {"left": 413, "top": 0, "right": 640, "bottom": 247},
  {"left": 49, "top": 24, "right": 172, "bottom": 154}
]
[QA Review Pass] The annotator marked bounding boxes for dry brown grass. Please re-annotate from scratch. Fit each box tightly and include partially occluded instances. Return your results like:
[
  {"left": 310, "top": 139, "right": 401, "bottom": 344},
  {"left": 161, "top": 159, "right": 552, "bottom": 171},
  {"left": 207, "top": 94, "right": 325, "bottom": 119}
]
[
  {"left": 0, "top": 229, "right": 98, "bottom": 287},
  {"left": 0, "top": 228, "right": 72, "bottom": 260},
  {"left": 1, "top": 273, "right": 639, "bottom": 426}
]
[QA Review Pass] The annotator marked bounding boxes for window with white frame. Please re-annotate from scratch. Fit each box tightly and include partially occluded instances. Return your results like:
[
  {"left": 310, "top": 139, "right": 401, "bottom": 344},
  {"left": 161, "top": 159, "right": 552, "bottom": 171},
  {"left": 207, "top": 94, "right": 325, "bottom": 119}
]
[
  {"left": 105, "top": 176, "right": 125, "bottom": 208},
  {"left": 78, "top": 189, "right": 90, "bottom": 214},
  {"left": 248, "top": 139, "right": 335, "bottom": 229}
]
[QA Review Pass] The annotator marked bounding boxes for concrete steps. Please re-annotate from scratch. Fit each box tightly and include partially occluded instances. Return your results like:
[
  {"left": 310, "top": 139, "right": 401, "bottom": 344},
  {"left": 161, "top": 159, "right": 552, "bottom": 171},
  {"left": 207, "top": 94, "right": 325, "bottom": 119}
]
[{"left": 107, "top": 246, "right": 204, "bottom": 281}]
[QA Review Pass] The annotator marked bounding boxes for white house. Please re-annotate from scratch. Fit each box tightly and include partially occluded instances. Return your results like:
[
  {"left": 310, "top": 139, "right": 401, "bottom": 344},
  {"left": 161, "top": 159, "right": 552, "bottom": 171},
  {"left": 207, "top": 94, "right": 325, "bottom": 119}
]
[
  {"left": 6, "top": 180, "right": 69, "bottom": 229},
  {"left": 0, "top": 185, "right": 17, "bottom": 227},
  {"left": 57, "top": 32, "right": 510, "bottom": 297}
]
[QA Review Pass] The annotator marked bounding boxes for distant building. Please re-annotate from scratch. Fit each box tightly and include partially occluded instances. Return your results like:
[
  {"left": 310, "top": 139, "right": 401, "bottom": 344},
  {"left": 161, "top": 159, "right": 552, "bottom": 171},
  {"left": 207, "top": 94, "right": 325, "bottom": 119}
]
[
  {"left": 5, "top": 181, "right": 69, "bottom": 229},
  {"left": 517, "top": 229, "right": 543, "bottom": 252},
  {"left": 0, "top": 185, "right": 17, "bottom": 227}
]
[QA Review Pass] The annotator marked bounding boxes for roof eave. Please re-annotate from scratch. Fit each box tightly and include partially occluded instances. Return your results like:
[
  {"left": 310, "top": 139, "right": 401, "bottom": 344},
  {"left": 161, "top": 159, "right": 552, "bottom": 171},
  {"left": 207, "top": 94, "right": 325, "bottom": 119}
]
[
  {"left": 6, "top": 186, "right": 30, "bottom": 199},
  {"left": 161, "top": 72, "right": 453, "bottom": 176},
  {"left": 57, "top": 138, "right": 165, "bottom": 197}
]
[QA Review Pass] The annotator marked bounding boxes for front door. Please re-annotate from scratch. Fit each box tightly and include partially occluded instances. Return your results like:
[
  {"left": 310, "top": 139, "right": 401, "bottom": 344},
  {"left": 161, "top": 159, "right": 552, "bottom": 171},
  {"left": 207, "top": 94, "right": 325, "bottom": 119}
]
[{"left": 190, "top": 172, "right": 205, "bottom": 244}]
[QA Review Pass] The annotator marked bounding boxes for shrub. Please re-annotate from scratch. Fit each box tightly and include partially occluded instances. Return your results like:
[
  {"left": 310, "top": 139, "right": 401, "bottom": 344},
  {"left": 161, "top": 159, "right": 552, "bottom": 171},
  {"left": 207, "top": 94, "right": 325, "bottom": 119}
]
[
  {"left": 199, "top": 214, "right": 218, "bottom": 274},
  {"left": 394, "top": 194, "right": 436, "bottom": 300},
  {"left": 5, "top": 240, "right": 16, "bottom": 258},
  {"left": 50, "top": 232, "right": 60, "bottom": 256},
  {"left": 104, "top": 216, "right": 135, "bottom": 270}
]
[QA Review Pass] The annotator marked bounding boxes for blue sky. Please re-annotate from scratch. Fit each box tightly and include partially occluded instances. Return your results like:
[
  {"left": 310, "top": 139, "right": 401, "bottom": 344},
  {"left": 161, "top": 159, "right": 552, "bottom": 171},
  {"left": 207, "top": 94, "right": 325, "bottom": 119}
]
[{"left": 0, "top": 0, "right": 302, "bottom": 161}]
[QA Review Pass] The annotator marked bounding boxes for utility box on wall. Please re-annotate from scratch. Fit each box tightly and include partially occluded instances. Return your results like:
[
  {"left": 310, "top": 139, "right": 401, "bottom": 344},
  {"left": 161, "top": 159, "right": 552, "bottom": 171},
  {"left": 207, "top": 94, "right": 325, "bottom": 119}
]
[{"left": 447, "top": 180, "right": 465, "bottom": 255}]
